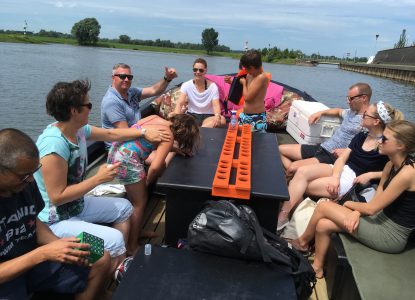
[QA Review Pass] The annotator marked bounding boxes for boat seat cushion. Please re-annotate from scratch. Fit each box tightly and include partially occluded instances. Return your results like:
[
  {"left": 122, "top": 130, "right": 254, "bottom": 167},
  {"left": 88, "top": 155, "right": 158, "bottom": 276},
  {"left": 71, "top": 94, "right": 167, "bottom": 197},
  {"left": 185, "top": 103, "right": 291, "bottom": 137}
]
[
  {"left": 339, "top": 233, "right": 415, "bottom": 300},
  {"left": 152, "top": 88, "right": 183, "bottom": 120},
  {"left": 205, "top": 74, "right": 285, "bottom": 119}
]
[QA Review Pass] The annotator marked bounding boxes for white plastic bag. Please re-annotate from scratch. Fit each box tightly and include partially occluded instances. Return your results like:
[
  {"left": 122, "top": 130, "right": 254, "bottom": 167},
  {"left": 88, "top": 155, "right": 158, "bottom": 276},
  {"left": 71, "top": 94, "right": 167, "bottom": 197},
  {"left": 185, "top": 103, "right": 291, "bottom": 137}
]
[{"left": 281, "top": 198, "right": 317, "bottom": 239}]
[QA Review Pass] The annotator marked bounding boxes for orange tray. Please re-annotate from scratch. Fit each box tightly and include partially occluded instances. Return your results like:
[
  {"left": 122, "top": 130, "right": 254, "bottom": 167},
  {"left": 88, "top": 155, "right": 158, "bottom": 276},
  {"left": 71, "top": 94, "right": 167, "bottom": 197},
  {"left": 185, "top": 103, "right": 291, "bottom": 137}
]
[{"left": 212, "top": 124, "right": 252, "bottom": 199}]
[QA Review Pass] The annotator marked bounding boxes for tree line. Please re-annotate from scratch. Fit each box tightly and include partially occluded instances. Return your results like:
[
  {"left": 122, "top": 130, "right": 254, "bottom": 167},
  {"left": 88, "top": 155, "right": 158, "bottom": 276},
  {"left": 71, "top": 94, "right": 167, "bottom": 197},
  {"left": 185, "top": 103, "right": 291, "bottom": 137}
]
[{"left": 3, "top": 17, "right": 385, "bottom": 62}]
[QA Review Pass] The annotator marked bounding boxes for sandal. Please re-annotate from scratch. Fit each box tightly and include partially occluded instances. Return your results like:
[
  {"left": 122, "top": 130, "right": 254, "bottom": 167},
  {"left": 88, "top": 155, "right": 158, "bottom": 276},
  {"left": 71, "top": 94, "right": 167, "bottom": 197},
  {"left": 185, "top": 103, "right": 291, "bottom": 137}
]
[{"left": 284, "top": 238, "right": 311, "bottom": 257}]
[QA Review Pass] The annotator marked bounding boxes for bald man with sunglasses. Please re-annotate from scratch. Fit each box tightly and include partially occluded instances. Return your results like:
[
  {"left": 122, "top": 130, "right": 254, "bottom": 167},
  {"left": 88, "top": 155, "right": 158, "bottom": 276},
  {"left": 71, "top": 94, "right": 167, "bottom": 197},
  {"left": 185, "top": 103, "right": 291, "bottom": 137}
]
[{"left": 101, "top": 63, "right": 177, "bottom": 149}]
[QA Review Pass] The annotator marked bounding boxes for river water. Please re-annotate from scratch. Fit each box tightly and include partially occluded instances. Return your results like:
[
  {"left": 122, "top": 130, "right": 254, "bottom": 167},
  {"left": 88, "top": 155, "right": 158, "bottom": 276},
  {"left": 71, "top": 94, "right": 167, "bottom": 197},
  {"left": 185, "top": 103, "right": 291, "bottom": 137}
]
[{"left": 1, "top": 42, "right": 415, "bottom": 139}]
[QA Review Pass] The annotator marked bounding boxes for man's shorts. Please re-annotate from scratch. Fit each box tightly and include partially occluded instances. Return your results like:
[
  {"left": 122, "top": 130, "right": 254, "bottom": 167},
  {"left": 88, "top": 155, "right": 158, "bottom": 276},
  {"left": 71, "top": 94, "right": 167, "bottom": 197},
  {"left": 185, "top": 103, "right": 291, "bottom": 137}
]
[
  {"left": 187, "top": 112, "right": 213, "bottom": 126},
  {"left": 0, "top": 261, "right": 89, "bottom": 299},
  {"left": 301, "top": 144, "right": 336, "bottom": 164},
  {"left": 238, "top": 112, "right": 267, "bottom": 132}
]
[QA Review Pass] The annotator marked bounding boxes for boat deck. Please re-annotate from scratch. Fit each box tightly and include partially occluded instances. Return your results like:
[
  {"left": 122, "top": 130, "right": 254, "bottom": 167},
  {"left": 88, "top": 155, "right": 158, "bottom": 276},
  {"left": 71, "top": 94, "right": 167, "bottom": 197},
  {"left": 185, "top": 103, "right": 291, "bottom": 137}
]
[
  {"left": 140, "top": 192, "right": 328, "bottom": 300},
  {"left": 87, "top": 132, "right": 329, "bottom": 299}
]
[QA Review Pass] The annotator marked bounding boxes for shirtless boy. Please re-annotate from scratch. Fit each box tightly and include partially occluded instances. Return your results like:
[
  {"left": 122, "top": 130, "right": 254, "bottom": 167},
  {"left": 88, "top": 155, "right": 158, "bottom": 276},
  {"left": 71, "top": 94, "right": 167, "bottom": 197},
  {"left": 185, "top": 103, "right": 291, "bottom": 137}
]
[{"left": 238, "top": 50, "right": 269, "bottom": 132}]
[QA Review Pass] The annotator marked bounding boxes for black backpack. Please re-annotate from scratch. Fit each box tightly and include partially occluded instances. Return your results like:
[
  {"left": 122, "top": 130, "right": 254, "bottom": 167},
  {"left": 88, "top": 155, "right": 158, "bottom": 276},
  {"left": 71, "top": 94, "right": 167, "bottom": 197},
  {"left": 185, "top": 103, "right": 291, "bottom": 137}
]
[{"left": 188, "top": 200, "right": 316, "bottom": 300}]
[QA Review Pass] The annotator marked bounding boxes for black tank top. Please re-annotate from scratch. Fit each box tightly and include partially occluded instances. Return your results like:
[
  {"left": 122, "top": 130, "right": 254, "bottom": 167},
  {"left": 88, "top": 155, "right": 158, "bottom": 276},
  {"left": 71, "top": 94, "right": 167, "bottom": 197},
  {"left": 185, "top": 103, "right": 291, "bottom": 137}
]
[{"left": 383, "top": 157, "right": 415, "bottom": 229}]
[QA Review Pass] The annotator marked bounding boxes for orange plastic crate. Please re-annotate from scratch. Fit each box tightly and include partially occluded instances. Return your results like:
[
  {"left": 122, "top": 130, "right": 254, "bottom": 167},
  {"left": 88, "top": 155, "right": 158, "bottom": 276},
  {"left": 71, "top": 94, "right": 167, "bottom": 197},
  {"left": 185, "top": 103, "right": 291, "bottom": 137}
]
[{"left": 212, "top": 124, "right": 252, "bottom": 199}]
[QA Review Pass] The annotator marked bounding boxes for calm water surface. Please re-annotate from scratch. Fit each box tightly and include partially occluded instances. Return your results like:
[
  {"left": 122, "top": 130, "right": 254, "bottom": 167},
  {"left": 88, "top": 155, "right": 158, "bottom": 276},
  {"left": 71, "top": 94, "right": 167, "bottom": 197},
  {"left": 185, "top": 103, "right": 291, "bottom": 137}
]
[{"left": 1, "top": 43, "right": 414, "bottom": 139}]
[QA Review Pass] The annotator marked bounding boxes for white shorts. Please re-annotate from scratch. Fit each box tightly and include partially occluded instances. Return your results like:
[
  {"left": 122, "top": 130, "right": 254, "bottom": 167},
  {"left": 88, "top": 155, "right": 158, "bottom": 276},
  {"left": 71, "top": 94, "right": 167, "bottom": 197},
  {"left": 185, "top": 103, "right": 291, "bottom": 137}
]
[
  {"left": 338, "top": 164, "right": 356, "bottom": 196},
  {"left": 49, "top": 196, "right": 133, "bottom": 257}
]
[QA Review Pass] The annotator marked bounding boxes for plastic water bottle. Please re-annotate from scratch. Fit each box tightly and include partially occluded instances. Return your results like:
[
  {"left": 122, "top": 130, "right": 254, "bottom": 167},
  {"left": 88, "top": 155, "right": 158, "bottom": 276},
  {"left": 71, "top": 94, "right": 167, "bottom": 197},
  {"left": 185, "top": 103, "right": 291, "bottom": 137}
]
[
  {"left": 230, "top": 110, "right": 237, "bottom": 129},
  {"left": 144, "top": 243, "right": 152, "bottom": 255}
]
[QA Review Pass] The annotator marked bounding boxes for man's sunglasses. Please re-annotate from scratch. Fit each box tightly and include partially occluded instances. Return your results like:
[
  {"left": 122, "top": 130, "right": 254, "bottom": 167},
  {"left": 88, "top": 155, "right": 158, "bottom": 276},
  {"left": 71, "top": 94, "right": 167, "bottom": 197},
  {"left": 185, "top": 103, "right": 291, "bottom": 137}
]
[
  {"left": 79, "top": 103, "right": 92, "bottom": 110},
  {"left": 2, "top": 163, "right": 42, "bottom": 183},
  {"left": 114, "top": 74, "right": 134, "bottom": 80},
  {"left": 347, "top": 94, "right": 366, "bottom": 101},
  {"left": 193, "top": 68, "right": 205, "bottom": 73}
]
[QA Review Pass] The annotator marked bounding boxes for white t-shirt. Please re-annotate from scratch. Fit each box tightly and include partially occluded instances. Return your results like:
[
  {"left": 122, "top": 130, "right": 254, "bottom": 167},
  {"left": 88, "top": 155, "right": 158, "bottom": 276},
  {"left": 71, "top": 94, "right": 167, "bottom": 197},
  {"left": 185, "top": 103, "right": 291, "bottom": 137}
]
[{"left": 180, "top": 79, "right": 219, "bottom": 114}]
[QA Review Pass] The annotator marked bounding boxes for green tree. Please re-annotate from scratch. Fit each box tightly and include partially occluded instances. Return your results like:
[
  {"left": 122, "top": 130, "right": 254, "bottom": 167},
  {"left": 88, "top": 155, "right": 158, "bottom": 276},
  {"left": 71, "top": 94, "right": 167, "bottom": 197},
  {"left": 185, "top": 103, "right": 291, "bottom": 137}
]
[
  {"left": 119, "top": 34, "right": 131, "bottom": 44},
  {"left": 394, "top": 29, "right": 407, "bottom": 48},
  {"left": 201, "top": 28, "right": 218, "bottom": 54},
  {"left": 71, "top": 18, "right": 101, "bottom": 45}
]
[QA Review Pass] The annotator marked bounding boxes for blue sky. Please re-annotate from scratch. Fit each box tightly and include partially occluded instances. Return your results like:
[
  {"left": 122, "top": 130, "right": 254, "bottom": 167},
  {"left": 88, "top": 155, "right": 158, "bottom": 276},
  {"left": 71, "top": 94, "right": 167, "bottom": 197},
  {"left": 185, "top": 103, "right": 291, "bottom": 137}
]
[{"left": 1, "top": 0, "right": 414, "bottom": 57}]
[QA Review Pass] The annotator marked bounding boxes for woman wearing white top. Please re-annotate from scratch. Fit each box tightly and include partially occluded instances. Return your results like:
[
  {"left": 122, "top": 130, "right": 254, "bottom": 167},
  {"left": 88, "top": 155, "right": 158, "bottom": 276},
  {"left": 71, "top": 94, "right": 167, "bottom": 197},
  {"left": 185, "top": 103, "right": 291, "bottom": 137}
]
[{"left": 171, "top": 58, "right": 226, "bottom": 128}]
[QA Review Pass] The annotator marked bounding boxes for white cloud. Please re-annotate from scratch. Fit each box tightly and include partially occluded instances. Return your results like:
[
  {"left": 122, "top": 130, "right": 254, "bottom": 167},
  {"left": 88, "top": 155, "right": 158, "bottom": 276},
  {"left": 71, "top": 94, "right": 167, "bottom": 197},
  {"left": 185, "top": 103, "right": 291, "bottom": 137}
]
[{"left": 50, "top": 1, "right": 77, "bottom": 8}]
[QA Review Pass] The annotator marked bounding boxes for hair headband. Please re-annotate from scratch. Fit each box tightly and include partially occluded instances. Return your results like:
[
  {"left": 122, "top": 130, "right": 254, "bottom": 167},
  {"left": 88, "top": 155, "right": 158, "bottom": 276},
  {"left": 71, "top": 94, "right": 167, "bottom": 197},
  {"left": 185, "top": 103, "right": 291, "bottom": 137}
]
[{"left": 377, "top": 101, "right": 392, "bottom": 123}]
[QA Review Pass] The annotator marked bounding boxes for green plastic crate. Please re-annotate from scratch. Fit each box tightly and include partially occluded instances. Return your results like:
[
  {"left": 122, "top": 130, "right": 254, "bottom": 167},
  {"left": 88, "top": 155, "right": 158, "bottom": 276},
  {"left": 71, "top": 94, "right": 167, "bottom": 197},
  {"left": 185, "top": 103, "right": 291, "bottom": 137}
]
[{"left": 76, "top": 232, "right": 104, "bottom": 263}]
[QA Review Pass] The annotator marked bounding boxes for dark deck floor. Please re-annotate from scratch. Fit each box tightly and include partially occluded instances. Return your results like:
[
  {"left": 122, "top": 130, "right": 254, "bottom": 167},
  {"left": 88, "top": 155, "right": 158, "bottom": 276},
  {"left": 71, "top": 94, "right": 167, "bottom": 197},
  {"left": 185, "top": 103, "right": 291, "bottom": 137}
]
[{"left": 85, "top": 131, "right": 328, "bottom": 299}]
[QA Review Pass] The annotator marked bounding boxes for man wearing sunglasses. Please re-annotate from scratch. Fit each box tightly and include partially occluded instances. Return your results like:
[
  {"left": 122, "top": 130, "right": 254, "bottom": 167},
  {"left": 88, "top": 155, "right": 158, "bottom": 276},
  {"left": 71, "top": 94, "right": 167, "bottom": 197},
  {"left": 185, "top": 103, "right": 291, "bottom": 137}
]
[
  {"left": 101, "top": 63, "right": 177, "bottom": 148},
  {"left": 280, "top": 82, "right": 372, "bottom": 178},
  {"left": 0, "top": 128, "right": 110, "bottom": 300}
]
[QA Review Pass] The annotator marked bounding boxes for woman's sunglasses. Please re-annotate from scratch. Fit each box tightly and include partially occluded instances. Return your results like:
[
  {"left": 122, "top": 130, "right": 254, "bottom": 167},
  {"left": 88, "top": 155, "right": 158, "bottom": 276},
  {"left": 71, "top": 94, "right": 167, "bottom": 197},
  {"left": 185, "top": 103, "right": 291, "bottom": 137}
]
[
  {"left": 363, "top": 111, "right": 378, "bottom": 120},
  {"left": 379, "top": 135, "right": 388, "bottom": 143},
  {"left": 114, "top": 74, "right": 134, "bottom": 80},
  {"left": 193, "top": 68, "right": 205, "bottom": 73}
]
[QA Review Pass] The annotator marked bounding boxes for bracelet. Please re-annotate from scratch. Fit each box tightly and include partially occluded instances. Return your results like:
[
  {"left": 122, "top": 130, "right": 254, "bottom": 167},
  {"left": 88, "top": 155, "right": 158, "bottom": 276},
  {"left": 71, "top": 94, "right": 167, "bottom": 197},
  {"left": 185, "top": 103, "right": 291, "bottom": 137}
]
[{"left": 164, "top": 76, "right": 172, "bottom": 82}]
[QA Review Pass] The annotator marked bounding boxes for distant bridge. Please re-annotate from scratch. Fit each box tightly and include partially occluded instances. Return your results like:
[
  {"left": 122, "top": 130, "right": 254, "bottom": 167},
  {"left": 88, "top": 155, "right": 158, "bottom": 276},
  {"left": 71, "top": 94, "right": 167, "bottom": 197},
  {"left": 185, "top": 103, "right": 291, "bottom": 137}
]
[{"left": 315, "top": 61, "right": 340, "bottom": 65}]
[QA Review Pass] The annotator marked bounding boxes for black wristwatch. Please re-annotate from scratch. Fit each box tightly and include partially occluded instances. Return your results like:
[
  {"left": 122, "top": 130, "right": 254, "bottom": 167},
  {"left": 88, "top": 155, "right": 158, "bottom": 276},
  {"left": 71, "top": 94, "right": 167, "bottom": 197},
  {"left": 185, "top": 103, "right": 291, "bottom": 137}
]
[{"left": 164, "top": 76, "right": 172, "bottom": 82}]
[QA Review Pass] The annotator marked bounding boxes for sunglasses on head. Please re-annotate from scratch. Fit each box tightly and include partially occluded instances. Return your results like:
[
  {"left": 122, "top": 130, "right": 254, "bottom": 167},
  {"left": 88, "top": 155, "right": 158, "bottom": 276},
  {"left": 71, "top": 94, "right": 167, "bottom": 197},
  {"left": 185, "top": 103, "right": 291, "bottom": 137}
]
[
  {"left": 193, "top": 68, "right": 205, "bottom": 73},
  {"left": 79, "top": 103, "right": 92, "bottom": 110},
  {"left": 114, "top": 74, "right": 134, "bottom": 80}
]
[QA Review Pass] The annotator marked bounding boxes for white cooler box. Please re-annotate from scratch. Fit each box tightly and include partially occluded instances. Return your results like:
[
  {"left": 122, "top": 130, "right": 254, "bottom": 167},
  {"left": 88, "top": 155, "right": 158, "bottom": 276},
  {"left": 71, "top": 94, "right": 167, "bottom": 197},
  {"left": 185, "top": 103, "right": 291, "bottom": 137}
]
[{"left": 286, "top": 100, "right": 341, "bottom": 145}]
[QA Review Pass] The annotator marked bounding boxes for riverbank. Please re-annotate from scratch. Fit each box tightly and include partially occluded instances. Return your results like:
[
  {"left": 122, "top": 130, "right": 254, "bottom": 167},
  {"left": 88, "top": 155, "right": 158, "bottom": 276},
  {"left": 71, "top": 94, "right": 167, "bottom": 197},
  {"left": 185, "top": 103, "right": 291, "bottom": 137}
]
[
  {"left": 0, "top": 33, "right": 240, "bottom": 57},
  {"left": 340, "top": 62, "right": 415, "bottom": 83},
  {"left": 0, "top": 33, "right": 298, "bottom": 64}
]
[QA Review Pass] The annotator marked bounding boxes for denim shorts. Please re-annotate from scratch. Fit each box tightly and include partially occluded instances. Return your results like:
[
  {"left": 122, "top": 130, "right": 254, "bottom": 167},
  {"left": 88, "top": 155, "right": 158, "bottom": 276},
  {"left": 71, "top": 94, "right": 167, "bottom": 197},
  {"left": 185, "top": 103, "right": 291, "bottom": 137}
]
[
  {"left": 0, "top": 261, "right": 89, "bottom": 299},
  {"left": 49, "top": 196, "right": 133, "bottom": 257}
]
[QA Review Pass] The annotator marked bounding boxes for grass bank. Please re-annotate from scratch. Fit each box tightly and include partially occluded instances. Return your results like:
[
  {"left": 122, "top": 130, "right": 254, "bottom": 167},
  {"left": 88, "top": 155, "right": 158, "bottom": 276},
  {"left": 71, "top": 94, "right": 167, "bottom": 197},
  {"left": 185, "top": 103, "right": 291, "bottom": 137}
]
[
  {"left": 0, "top": 33, "right": 241, "bottom": 58},
  {"left": 0, "top": 33, "right": 299, "bottom": 64}
]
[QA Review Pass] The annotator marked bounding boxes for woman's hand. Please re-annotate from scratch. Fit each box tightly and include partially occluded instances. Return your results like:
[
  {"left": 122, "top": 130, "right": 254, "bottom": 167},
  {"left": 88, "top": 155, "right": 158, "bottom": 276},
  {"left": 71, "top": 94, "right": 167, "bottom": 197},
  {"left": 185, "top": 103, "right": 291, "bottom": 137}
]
[
  {"left": 40, "top": 238, "right": 90, "bottom": 266},
  {"left": 213, "top": 114, "right": 221, "bottom": 128},
  {"left": 326, "top": 176, "right": 340, "bottom": 197},
  {"left": 143, "top": 128, "right": 171, "bottom": 143},
  {"left": 353, "top": 173, "right": 371, "bottom": 185},
  {"left": 239, "top": 77, "right": 246, "bottom": 86},
  {"left": 332, "top": 148, "right": 346, "bottom": 158},
  {"left": 343, "top": 210, "right": 360, "bottom": 233},
  {"left": 95, "top": 162, "right": 121, "bottom": 184}
]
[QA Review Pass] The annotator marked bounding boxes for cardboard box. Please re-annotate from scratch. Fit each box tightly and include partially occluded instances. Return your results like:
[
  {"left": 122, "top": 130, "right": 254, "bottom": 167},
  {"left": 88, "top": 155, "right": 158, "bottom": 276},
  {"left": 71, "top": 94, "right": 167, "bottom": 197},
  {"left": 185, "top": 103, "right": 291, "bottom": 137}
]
[{"left": 287, "top": 100, "right": 341, "bottom": 145}]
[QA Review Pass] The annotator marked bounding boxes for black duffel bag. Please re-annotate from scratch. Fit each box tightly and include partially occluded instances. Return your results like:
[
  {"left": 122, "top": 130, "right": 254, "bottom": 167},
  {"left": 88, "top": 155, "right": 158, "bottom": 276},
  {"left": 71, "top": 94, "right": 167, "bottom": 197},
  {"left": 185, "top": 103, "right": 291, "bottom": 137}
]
[{"left": 188, "top": 200, "right": 316, "bottom": 300}]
